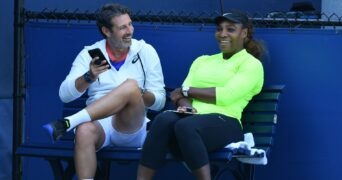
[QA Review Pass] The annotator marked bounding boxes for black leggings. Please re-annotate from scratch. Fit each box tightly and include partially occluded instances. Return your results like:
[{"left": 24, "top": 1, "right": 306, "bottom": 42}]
[{"left": 140, "top": 111, "right": 243, "bottom": 171}]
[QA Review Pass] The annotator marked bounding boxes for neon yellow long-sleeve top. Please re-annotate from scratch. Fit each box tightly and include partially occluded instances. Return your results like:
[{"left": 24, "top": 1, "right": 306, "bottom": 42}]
[{"left": 183, "top": 49, "right": 264, "bottom": 122}]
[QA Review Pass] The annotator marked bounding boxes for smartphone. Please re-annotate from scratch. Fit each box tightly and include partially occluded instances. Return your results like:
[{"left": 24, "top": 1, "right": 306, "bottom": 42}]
[
  {"left": 165, "top": 107, "right": 195, "bottom": 115},
  {"left": 88, "top": 48, "right": 111, "bottom": 69}
]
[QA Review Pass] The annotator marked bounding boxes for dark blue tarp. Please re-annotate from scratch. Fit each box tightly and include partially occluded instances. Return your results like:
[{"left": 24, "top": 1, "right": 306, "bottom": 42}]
[{"left": 0, "top": 0, "right": 13, "bottom": 179}]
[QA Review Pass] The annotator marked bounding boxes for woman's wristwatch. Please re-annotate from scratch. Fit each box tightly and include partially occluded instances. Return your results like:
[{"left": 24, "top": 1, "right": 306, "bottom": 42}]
[{"left": 181, "top": 86, "right": 190, "bottom": 97}]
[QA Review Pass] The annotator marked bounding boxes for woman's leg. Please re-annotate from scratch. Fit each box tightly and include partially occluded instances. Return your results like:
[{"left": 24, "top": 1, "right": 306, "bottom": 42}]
[
  {"left": 174, "top": 113, "right": 243, "bottom": 179},
  {"left": 137, "top": 111, "right": 182, "bottom": 180}
]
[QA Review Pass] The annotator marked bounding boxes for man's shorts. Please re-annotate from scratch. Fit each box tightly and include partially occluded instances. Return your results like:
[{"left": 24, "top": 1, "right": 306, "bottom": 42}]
[{"left": 97, "top": 115, "right": 149, "bottom": 150}]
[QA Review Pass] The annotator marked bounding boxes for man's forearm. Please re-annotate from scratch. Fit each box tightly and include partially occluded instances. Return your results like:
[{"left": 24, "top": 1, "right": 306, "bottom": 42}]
[
  {"left": 142, "top": 91, "right": 155, "bottom": 107},
  {"left": 75, "top": 74, "right": 92, "bottom": 93}
]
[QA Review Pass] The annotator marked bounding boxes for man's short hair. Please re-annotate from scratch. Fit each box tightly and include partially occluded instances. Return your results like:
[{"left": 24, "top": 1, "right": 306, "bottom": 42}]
[{"left": 96, "top": 3, "right": 132, "bottom": 38}]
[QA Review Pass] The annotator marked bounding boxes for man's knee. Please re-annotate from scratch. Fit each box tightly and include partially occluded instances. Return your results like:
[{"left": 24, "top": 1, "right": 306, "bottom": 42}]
[
  {"left": 124, "top": 79, "right": 139, "bottom": 89},
  {"left": 75, "top": 122, "right": 100, "bottom": 144},
  {"left": 121, "top": 79, "right": 141, "bottom": 96}
]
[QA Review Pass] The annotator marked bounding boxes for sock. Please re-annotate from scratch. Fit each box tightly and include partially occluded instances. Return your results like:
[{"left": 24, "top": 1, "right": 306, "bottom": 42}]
[{"left": 65, "top": 109, "right": 92, "bottom": 132}]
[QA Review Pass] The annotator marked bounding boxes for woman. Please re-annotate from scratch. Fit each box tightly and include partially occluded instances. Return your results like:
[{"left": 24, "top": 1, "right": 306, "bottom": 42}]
[{"left": 137, "top": 10, "right": 265, "bottom": 180}]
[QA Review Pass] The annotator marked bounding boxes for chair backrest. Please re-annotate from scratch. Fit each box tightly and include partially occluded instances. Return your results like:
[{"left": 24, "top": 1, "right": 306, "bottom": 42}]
[{"left": 241, "top": 85, "right": 284, "bottom": 155}]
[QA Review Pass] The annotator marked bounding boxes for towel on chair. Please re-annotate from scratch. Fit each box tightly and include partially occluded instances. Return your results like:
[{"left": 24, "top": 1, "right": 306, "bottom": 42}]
[{"left": 225, "top": 133, "right": 268, "bottom": 165}]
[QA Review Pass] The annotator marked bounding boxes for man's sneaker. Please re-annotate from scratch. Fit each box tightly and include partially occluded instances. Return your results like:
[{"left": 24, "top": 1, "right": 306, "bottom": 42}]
[{"left": 43, "top": 119, "right": 69, "bottom": 142}]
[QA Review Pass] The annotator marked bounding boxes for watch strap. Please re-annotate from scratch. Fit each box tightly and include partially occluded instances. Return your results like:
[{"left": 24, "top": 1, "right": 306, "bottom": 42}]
[{"left": 83, "top": 71, "right": 95, "bottom": 83}]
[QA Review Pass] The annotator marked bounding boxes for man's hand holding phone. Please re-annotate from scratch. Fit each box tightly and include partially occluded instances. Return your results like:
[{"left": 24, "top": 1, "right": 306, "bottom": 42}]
[
  {"left": 86, "top": 48, "right": 111, "bottom": 83},
  {"left": 88, "top": 48, "right": 111, "bottom": 69}
]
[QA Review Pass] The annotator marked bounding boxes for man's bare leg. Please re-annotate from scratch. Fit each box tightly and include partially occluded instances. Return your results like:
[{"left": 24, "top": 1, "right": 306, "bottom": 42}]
[
  {"left": 43, "top": 79, "right": 147, "bottom": 142},
  {"left": 86, "top": 79, "right": 145, "bottom": 132},
  {"left": 74, "top": 122, "right": 105, "bottom": 179},
  {"left": 137, "top": 164, "right": 156, "bottom": 180},
  {"left": 192, "top": 164, "right": 211, "bottom": 180},
  {"left": 75, "top": 79, "right": 146, "bottom": 179}
]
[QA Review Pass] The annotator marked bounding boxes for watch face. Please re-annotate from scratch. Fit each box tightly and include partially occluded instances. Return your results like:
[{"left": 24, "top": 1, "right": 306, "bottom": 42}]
[
  {"left": 84, "top": 72, "right": 94, "bottom": 83},
  {"left": 182, "top": 86, "right": 189, "bottom": 97}
]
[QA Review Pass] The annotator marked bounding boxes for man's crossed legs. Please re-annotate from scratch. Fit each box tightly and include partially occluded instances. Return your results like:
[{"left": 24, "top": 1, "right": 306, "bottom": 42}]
[{"left": 43, "top": 79, "right": 147, "bottom": 179}]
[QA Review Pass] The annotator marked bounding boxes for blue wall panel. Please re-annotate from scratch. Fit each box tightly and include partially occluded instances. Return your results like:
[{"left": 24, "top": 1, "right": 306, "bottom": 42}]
[
  {"left": 22, "top": 21, "right": 342, "bottom": 179},
  {"left": 255, "top": 28, "right": 342, "bottom": 180},
  {"left": 23, "top": 23, "right": 102, "bottom": 144},
  {"left": 0, "top": 0, "right": 13, "bottom": 179},
  {"left": 0, "top": 100, "right": 13, "bottom": 180},
  {"left": 0, "top": 0, "right": 13, "bottom": 98}
]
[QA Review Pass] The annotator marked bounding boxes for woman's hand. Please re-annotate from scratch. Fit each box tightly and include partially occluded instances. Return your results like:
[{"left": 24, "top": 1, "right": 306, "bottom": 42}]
[
  {"left": 177, "top": 106, "right": 197, "bottom": 114},
  {"left": 170, "top": 88, "right": 183, "bottom": 104}
]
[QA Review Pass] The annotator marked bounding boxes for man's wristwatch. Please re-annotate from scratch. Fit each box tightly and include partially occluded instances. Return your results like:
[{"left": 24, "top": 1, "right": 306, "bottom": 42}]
[
  {"left": 182, "top": 86, "right": 190, "bottom": 97},
  {"left": 83, "top": 71, "right": 95, "bottom": 83}
]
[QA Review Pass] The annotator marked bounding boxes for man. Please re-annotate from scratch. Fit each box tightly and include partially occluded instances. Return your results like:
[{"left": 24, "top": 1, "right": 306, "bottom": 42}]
[{"left": 43, "top": 3, "right": 165, "bottom": 179}]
